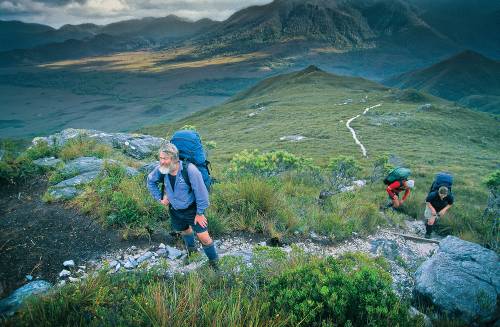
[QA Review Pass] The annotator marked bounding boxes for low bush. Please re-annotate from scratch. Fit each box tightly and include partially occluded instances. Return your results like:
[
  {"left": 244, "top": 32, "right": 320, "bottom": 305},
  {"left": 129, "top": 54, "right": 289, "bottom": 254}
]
[
  {"left": 266, "top": 253, "right": 413, "bottom": 326},
  {"left": 58, "top": 137, "right": 112, "bottom": 161},
  {"left": 229, "top": 149, "right": 318, "bottom": 177},
  {"left": 74, "top": 163, "right": 165, "bottom": 228}
]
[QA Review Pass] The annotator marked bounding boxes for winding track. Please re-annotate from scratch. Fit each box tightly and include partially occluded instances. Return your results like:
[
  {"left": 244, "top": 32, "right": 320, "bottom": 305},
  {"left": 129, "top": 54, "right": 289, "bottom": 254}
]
[{"left": 346, "top": 103, "right": 382, "bottom": 157}]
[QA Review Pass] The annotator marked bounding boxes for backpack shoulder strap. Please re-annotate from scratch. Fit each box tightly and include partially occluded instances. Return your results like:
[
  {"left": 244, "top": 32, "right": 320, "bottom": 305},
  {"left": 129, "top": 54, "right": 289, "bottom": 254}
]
[
  {"left": 159, "top": 173, "right": 165, "bottom": 199},
  {"left": 181, "top": 161, "right": 192, "bottom": 192}
]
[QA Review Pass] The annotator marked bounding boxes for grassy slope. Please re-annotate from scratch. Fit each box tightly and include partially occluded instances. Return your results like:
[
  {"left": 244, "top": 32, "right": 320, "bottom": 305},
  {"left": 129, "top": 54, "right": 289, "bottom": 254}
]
[{"left": 142, "top": 66, "right": 499, "bottom": 240}]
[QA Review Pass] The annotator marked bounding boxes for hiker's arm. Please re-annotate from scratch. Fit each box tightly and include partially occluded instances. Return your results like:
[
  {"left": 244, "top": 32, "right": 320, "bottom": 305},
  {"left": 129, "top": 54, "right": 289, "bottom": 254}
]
[
  {"left": 187, "top": 165, "right": 209, "bottom": 215},
  {"left": 439, "top": 204, "right": 452, "bottom": 217},
  {"left": 426, "top": 202, "right": 437, "bottom": 215},
  {"left": 147, "top": 167, "right": 163, "bottom": 201},
  {"left": 386, "top": 181, "right": 399, "bottom": 199},
  {"left": 402, "top": 188, "right": 410, "bottom": 201}
]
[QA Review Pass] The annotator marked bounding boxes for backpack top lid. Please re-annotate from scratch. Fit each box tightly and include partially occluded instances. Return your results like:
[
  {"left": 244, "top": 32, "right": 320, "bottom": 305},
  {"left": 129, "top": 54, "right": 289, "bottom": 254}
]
[
  {"left": 430, "top": 172, "right": 453, "bottom": 192},
  {"left": 384, "top": 167, "right": 411, "bottom": 185},
  {"left": 170, "top": 130, "right": 206, "bottom": 165}
]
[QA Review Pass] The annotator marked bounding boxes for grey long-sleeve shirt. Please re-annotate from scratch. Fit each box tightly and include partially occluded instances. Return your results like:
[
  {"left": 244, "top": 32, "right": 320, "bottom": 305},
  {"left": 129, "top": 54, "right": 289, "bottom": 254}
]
[{"left": 147, "top": 161, "right": 209, "bottom": 215}]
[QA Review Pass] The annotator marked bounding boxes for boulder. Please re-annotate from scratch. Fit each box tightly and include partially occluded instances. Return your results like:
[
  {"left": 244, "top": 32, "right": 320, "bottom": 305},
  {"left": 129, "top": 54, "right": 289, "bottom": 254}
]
[
  {"left": 33, "top": 128, "right": 165, "bottom": 160},
  {"left": 54, "top": 171, "right": 100, "bottom": 188},
  {"left": 47, "top": 187, "right": 81, "bottom": 200},
  {"left": 139, "top": 161, "right": 159, "bottom": 174},
  {"left": 32, "top": 157, "right": 62, "bottom": 168},
  {"left": 0, "top": 281, "right": 52, "bottom": 316},
  {"left": 60, "top": 157, "right": 109, "bottom": 176},
  {"left": 414, "top": 236, "right": 500, "bottom": 324}
]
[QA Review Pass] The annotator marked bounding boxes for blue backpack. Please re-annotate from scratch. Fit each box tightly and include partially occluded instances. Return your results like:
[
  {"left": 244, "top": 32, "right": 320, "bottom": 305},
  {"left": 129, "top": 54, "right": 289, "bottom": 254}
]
[
  {"left": 170, "top": 130, "right": 212, "bottom": 192},
  {"left": 429, "top": 172, "right": 453, "bottom": 193}
]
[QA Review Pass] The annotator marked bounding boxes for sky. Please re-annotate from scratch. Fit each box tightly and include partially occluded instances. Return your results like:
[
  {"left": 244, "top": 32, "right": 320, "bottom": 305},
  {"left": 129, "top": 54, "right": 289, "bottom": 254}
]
[{"left": 0, "top": 0, "right": 274, "bottom": 28}]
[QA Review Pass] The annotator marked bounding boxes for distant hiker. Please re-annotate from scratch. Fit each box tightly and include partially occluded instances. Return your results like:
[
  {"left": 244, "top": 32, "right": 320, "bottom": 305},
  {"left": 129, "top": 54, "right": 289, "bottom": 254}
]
[
  {"left": 146, "top": 142, "right": 219, "bottom": 270},
  {"left": 424, "top": 173, "right": 454, "bottom": 238},
  {"left": 383, "top": 167, "right": 414, "bottom": 209}
]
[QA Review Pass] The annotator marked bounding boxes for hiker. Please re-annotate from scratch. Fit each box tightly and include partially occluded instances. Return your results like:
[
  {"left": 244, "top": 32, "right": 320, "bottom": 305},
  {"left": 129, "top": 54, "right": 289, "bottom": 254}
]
[
  {"left": 146, "top": 142, "right": 219, "bottom": 270},
  {"left": 386, "top": 179, "right": 415, "bottom": 208},
  {"left": 424, "top": 173, "right": 454, "bottom": 238}
]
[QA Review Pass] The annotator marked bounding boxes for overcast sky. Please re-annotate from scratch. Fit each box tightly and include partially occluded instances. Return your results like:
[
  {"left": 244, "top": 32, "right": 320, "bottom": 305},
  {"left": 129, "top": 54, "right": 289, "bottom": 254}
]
[{"left": 0, "top": 0, "right": 274, "bottom": 28}]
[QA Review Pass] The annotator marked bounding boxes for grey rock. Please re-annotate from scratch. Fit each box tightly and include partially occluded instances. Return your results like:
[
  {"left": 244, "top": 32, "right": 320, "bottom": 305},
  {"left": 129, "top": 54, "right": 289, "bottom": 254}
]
[
  {"left": 370, "top": 239, "right": 400, "bottom": 261},
  {"left": 59, "top": 269, "right": 71, "bottom": 278},
  {"left": 417, "top": 103, "right": 433, "bottom": 112},
  {"left": 158, "top": 243, "right": 166, "bottom": 249},
  {"left": 414, "top": 236, "right": 500, "bottom": 324},
  {"left": 32, "top": 157, "right": 62, "bottom": 168},
  {"left": 166, "top": 246, "right": 183, "bottom": 260},
  {"left": 137, "top": 251, "right": 154, "bottom": 264},
  {"left": 54, "top": 171, "right": 99, "bottom": 188},
  {"left": 125, "top": 166, "right": 139, "bottom": 177},
  {"left": 124, "top": 258, "right": 138, "bottom": 269},
  {"left": 139, "top": 162, "right": 159, "bottom": 174},
  {"left": 109, "top": 260, "right": 118, "bottom": 268},
  {"left": 32, "top": 128, "right": 165, "bottom": 160},
  {"left": 156, "top": 248, "right": 167, "bottom": 257},
  {"left": 68, "top": 277, "right": 80, "bottom": 283},
  {"left": 0, "top": 281, "right": 52, "bottom": 316},
  {"left": 25, "top": 275, "right": 33, "bottom": 281},
  {"left": 122, "top": 136, "right": 164, "bottom": 159},
  {"left": 60, "top": 157, "right": 108, "bottom": 176},
  {"left": 63, "top": 260, "right": 75, "bottom": 267},
  {"left": 409, "top": 306, "right": 432, "bottom": 327},
  {"left": 48, "top": 187, "right": 81, "bottom": 200}
]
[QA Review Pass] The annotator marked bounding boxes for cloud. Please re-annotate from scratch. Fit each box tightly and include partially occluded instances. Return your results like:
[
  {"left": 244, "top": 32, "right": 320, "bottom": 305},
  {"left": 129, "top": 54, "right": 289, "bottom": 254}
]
[{"left": 0, "top": 0, "right": 273, "bottom": 27}]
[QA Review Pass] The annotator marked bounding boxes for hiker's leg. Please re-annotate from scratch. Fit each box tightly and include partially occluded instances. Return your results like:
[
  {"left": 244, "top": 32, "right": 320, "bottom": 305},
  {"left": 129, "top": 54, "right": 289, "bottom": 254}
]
[
  {"left": 196, "top": 230, "right": 219, "bottom": 268},
  {"left": 180, "top": 227, "right": 197, "bottom": 253},
  {"left": 392, "top": 196, "right": 400, "bottom": 208},
  {"left": 424, "top": 207, "right": 435, "bottom": 237}
]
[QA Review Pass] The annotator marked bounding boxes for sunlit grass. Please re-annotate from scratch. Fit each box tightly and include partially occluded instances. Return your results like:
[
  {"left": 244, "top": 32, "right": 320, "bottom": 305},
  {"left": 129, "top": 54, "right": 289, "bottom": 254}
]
[{"left": 39, "top": 47, "right": 269, "bottom": 73}]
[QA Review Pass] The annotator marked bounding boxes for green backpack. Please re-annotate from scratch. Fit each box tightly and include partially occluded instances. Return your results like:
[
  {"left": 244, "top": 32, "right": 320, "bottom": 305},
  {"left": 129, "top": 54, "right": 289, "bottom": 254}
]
[{"left": 383, "top": 167, "right": 411, "bottom": 185}]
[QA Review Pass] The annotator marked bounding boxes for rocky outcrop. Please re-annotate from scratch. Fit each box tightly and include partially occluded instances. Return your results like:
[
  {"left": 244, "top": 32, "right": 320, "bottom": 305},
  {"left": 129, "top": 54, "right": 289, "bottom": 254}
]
[
  {"left": 414, "top": 236, "right": 500, "bottom": 324},
  {"left": 0, "top": 280, "right": 52, "bottom": 316},
  {"left": 33, "top": 128, "right": 165, "bottom": 159},
  {"left": 47, "top": 156, "right": 139, "bottom": 200}
]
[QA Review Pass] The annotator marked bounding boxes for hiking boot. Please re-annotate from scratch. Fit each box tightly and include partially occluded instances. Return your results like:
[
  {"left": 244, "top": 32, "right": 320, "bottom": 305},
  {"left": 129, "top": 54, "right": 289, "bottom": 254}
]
[
  {"left": 183, "top": 248, "right": 201, "bottom": 265},
  {"left": 208, "top": 259, "right": 220, "bottom": 272}
]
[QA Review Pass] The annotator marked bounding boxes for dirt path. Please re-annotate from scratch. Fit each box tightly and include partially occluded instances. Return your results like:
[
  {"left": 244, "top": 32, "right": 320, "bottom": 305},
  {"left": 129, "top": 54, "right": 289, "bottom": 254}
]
[
  {"left": 0, "top": 178, "right": 166, "bottom": 298},
  {"left": 346, "top": 103, "right": 381, "bottom": 157}
]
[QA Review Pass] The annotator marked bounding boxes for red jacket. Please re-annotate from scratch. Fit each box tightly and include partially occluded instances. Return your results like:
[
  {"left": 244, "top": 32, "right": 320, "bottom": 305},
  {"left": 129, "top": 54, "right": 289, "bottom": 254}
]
[{"left": 386, "top": 180, "right": 410, "bottom": 201}]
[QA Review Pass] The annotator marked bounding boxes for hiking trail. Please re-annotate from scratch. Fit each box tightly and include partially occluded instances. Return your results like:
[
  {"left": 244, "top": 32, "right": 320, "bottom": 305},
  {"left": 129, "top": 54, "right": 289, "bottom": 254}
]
[{"left": 346, "top": 103, "right": 382, "bottom": 157}]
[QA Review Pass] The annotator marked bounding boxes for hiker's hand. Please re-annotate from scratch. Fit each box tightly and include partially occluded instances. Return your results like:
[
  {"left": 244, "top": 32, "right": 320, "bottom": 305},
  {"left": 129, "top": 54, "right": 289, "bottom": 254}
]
[
  {"left": 160, "top": 198, "right": 169, "bottom": 206},
  {"left": 195, "top": 214, "right": 207, "bottom": 228},
  {"left": 438, "top": 210, "right": 445, "bottom": 217},
  {"left": 399, "top": 200, "right": 404, "bottom": 205}
]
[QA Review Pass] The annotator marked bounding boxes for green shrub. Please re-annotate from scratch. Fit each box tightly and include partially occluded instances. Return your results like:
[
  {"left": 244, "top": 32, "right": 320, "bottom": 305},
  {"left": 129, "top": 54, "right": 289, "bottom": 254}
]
[
  {"left": 266, "top": 254, "right": 412, "bottom": 326},
  {"left": 328, "top": 156, "right": 361, "bottom": 180},
  {"left": 0, "top": 141, "right": 57, "bottom": 184},
  {"left": 74, "top": 163, "right": 165, "bottom": 228},
  {"left": 327, "top": 155, "right": 361, "bottom": 192},
  {"left": 484, "top": 170, "right": 500, "bottom": 191},
  {"left": 229, "top": 149, "right": 318, "bottom": 177}
]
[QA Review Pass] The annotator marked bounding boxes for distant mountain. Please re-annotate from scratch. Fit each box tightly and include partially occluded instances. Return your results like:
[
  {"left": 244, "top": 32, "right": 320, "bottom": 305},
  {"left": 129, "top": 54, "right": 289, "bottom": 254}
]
[
  {"left": 0, "top": 21, "right": 102, "bottom": 52},
  {"left": 0, "top": 34, "right": 144, "bottom": 67},
  {"left": 195, "top": 0, "right": 452, "bottom": 55},
  {"left": 99, "top": 15, "right": 218, "bottom": 43},
  {"left": 406, "top": 0, "right": 500, "bottom": 59},
  {"left": 384, "top": 50, "right": 500, "bottom": 114},
  {"left": 0, "top": 16, "right": 219, "bottom": 65}
]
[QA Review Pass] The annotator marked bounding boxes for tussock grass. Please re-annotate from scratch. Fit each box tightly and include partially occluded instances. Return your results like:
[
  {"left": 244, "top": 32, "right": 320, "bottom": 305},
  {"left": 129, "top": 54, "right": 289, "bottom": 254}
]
[{"left": 6, "top": 249, "right": 421, "bottom": 327}]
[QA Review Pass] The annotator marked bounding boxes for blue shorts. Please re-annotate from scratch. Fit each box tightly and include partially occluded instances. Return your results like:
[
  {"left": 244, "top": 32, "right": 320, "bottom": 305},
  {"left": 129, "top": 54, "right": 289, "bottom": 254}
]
[{"left": 169, "top": 202, "right": 207, "bottom": 233}]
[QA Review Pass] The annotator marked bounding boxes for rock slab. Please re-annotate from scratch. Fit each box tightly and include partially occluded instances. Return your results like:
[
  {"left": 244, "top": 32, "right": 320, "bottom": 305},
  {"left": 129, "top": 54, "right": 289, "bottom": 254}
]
[{"left": 414, "top": 236, "right": 500, "bottom": 324}]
